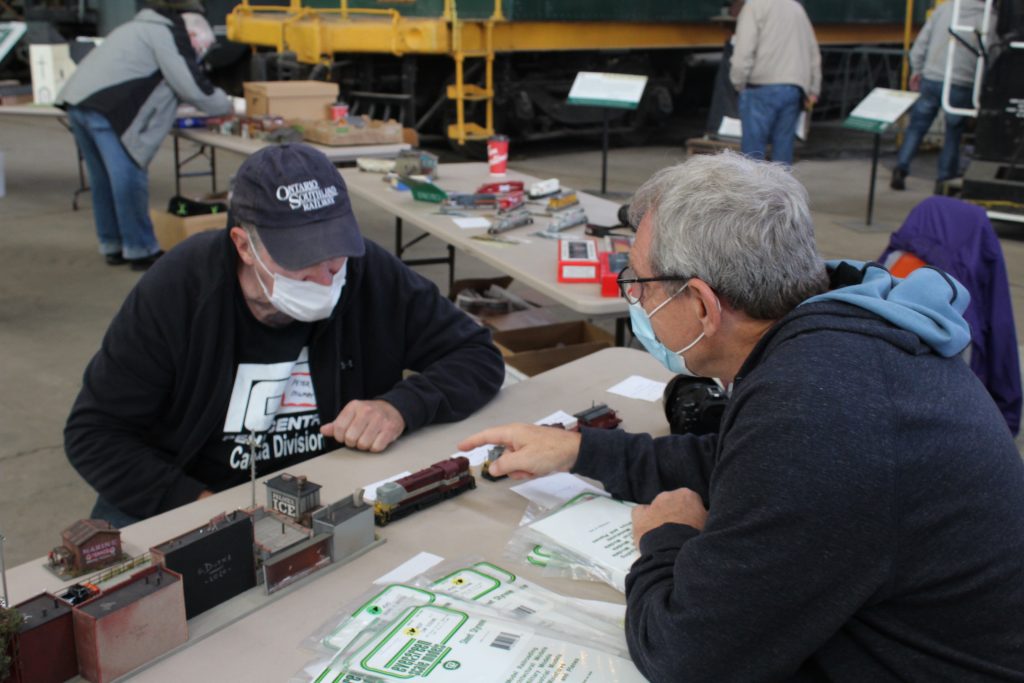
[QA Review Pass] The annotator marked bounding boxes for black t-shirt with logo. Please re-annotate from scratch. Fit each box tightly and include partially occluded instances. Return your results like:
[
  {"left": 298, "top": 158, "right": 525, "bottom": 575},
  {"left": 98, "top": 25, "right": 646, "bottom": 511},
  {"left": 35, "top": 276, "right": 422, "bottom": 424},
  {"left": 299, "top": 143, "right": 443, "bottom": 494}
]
[{"left": 186, "top": 291, "right": 329, "bottom": 491}]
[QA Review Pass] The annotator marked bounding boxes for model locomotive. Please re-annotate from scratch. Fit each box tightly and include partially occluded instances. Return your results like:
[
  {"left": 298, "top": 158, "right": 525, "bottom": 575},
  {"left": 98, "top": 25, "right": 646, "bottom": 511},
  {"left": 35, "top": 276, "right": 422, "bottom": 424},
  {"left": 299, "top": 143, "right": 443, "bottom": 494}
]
[{"left": 374, "top": 456, "right": 476, "bottom": 526}]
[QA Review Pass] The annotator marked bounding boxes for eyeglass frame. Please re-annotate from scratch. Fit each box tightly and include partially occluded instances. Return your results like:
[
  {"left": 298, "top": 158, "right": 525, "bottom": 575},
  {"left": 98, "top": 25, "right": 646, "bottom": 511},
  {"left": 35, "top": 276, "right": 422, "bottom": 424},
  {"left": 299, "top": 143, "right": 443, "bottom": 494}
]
[{"left": 616, "top": 265, "right": 692, "bottom": 305}]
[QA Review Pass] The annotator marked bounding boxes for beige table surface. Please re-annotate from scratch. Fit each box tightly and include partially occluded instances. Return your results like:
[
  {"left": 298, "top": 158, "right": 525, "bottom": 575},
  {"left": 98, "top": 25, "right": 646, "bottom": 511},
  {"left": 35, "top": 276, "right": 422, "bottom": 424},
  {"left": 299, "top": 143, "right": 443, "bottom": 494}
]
[
  {"left": 341, "top": 162, "right": 630, "bottom": 317},
  {"left": 7, "top": 347, "right": 672, "bottom": 681},
  {"left": 176, "top": 128, "right": 411, "bottom": 163}
]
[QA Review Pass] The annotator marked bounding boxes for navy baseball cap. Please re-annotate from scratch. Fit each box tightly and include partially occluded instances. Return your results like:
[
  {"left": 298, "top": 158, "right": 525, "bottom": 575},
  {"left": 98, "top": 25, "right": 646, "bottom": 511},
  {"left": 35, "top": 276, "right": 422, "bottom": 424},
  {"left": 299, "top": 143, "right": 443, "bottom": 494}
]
[{"left": 231, "top": 143, "right": 365, "bottom": 270}]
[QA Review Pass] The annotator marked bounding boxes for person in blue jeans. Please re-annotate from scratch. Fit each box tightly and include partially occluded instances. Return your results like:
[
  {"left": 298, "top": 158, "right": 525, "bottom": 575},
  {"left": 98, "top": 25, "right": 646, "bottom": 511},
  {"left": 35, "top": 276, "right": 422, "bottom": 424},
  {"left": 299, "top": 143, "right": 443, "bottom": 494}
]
[
  {"left": 892, "top": 77, "right": 974, "bottom": 192},
  {"left": 729, "top": 0, "right": 821, "bottom": 166},
  {"left": 58, "top": 2, "right": 230, "bottom": 269},
  {"left": 891, "top": 0, "right": 991, "bottom": 191},
  {"left": 67, "top": 107, "right": 161, "bottom": 268},
  {"left": 738, "top": 84, "right": 804, "bottom": 165}
]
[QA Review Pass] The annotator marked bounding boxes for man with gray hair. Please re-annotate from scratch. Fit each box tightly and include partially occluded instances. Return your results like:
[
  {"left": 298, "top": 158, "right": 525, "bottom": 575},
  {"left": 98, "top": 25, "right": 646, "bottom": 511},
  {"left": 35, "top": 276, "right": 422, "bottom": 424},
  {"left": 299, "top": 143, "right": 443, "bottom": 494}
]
[{"left": 461, "top": 152, "right": 1024, "bottom": 680}]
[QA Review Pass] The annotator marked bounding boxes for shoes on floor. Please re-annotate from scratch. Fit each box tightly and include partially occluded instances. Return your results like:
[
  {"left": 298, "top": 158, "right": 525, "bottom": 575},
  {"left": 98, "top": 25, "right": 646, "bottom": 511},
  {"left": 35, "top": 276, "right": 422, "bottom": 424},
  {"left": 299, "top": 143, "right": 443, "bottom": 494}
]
[
  {"left": 128, "top": 251, "right": 164, "bottom": 272},
  {"left": 104, "top": 252, "right": 127, "bottom": 266},
  {"left": 890, "top": 167, "right": 908, "bottom": 191}
]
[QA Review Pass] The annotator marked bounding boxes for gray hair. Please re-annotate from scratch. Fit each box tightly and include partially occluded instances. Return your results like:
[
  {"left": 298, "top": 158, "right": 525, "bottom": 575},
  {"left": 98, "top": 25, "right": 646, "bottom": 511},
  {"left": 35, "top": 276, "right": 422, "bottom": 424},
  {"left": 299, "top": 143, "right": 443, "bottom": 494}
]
[{"left": 629, "top": 151, "right": 827, "bottom": 320}]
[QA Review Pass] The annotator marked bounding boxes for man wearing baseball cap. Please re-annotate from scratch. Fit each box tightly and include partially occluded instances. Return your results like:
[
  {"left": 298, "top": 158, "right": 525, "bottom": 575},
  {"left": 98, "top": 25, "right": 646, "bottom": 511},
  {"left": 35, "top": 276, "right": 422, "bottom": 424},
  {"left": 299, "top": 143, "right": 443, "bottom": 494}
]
[{"left": 64, "top": 144, "right": 505, "bottom": 525}]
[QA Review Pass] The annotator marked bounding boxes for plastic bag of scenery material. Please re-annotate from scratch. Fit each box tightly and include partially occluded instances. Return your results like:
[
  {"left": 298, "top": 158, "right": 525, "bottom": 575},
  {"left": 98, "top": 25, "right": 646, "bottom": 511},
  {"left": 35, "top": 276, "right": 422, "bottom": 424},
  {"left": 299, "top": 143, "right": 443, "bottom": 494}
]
[
  {"left": 293, "top": 589, "right": 647, "bottom": 683},
  {"left": 506, "top": 493, "right": 640, "bottom": 593},
  {"left": 409, "top": 557, "right": 626, "bottom": 652}
]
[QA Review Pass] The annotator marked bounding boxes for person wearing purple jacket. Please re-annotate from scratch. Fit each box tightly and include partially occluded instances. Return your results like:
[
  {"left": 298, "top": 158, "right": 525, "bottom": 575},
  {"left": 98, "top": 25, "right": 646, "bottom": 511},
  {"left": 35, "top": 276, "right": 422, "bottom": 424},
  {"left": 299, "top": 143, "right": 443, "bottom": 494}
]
[{"left": 461, "top": 152, "right": 1024, "bottom": 682}]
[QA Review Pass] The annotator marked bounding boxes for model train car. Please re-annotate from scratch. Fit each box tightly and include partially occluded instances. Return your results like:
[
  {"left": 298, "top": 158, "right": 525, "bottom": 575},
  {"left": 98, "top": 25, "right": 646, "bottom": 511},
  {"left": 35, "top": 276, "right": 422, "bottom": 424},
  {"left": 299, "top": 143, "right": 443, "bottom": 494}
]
[
  {"left": 574, "top": 403, "right": 622, "bottom": 430},
  {"left": 374, "top": 456, "right": 476, "bottom": 526}
]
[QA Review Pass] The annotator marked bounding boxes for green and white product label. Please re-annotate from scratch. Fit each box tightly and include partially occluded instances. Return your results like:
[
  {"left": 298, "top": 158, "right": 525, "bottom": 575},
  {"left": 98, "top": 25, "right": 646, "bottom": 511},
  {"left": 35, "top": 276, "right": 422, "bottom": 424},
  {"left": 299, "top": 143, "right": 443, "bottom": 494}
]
[
  {"left": 339, "top": 604, "right": 646, "bottom": 682},
  {"left": 325, "top": 585, "right": 437, "bottom": 651},
  {"left": 528, "top": 496, "right": 639, "bottom": 593},
  {"left": 434, "top": 566, "right": 624, "bottom": 646},
  {"left": 473, "top": 561, "right": 515, "bottom": 583}
]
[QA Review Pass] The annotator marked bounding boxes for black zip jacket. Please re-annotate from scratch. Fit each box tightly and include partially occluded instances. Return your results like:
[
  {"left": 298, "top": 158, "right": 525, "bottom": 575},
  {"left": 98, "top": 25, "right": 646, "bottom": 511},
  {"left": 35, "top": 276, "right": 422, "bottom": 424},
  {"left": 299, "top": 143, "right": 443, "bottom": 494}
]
[{"left": 65, "top": 230, "right": 504, "bottom": 519}]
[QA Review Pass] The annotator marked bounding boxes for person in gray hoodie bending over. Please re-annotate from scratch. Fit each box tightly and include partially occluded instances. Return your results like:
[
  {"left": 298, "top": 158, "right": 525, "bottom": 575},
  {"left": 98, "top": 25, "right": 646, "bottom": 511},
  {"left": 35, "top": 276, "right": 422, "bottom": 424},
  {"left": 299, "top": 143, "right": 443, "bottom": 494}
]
[
  {"left": 461, "top": 152, "right": 1024, "bottom": 682},
  {"left": 729, "top": 0, "right": 821, "bottom": 165},
  {"left": 58, "top": 0, "right": 231, "bottom": 270},
  {"left": 892, "top": 0, "right": 993, "bottom": 192}
]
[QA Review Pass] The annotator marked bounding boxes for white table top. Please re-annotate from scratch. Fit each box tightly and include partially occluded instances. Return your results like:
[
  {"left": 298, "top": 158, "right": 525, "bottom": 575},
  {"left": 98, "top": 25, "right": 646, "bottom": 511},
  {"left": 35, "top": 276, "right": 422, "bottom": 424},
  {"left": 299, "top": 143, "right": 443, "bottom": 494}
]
[
  {"left": 342, "top": 163, "right": 631, "bottom": 317},
  {"left": 176, "top": 128, "right": 410, "bottom": 162},
  {"left": 6, "top": 348, "right": 672, "bottom": 681}
]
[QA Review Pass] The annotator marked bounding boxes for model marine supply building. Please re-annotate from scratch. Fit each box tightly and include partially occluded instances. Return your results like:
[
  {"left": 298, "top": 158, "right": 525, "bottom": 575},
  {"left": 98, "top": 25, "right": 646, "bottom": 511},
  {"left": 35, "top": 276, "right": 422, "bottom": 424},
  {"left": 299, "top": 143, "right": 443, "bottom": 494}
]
[{"left": 47, "top": 520, "right": 126, "bottom": 579}]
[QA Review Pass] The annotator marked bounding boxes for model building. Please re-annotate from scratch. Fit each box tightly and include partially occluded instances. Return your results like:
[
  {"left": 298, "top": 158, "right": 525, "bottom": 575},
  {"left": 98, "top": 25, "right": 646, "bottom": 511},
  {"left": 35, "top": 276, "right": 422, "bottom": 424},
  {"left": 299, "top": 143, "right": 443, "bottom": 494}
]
[
  {"left": 264, "top": 472, "right": 322, "bottom": 525},
  {"left": 47, "top": 519, "right": 125, "bottom": 579},
  {"left": 2, "top": 593, "right": 76, "bottom": 683},
  {"left": 150, "top": 511, "right": 256, "bottom": 619},
  {"left": 73, "top": 566, "right": 186, "bottom": 683}
]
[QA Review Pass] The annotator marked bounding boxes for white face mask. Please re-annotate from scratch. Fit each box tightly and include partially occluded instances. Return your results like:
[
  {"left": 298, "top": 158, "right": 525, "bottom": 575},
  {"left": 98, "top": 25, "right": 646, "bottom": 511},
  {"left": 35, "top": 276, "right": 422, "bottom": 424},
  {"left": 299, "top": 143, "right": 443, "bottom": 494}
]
[{"left": 249, "top": 236, "right": 346, "bottom": 322}]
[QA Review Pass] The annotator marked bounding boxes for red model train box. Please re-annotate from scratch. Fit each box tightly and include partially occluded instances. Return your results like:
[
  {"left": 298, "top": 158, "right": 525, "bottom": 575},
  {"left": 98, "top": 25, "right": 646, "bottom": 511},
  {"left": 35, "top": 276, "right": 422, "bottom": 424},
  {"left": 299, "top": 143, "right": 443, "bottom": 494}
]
[{"left": 557, "top": 239, "right": 600, "bottom": 283}]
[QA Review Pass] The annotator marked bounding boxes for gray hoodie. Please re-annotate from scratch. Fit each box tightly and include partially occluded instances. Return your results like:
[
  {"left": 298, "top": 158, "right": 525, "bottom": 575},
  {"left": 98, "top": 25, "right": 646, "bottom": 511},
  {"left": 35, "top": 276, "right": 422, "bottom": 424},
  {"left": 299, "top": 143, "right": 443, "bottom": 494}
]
[
  {"left": 58, "top": 9, "right": 231, "bottom": 168},
  {"left": 911, "top": 0, "right": 994, "bottom": 88}
]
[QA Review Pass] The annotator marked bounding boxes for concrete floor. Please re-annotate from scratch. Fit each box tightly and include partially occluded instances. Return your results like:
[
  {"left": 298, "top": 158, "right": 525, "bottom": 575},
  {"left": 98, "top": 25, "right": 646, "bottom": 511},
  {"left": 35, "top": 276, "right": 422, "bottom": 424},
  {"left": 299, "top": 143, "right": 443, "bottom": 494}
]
[{"left": 1, "top": 114, "right": 1022, "bottom": 569}]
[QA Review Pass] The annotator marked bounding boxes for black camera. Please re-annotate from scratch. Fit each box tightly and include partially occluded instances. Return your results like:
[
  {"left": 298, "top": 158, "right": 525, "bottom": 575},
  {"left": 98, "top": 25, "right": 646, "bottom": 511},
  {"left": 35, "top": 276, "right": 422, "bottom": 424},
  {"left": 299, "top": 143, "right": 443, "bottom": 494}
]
[{"left": 662, "top": 376, "right": 729, "bottom": 436}]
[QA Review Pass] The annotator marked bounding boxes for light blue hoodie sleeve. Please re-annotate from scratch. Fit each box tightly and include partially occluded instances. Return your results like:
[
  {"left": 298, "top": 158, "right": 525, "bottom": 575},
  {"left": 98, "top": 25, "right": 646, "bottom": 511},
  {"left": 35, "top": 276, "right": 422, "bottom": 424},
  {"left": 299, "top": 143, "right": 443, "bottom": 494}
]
[{"left": 802, "top": 260, "right": 971, "bottom": 358}]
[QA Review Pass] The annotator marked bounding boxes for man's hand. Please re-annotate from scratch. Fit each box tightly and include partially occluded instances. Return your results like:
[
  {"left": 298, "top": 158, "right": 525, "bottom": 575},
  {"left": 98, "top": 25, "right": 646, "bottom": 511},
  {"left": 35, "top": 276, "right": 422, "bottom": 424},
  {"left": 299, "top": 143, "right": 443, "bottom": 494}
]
[
  {"left": 909, "top": 73, "right": 922, "bottom": 92},
  {"left": 805, "top": 93, "right": 818, "bottom": 110},
  {"left": 457, "top": 423, "right": 582, "bottom": 480},
  {"left": 320, "top": 400, "right": 405, "bottom": 453},
  {"left": 197, "top": 490, "right": 215, "bottom": 500},
  {"left": 631, "top": 488, "right": 708, "bottom": 546}
]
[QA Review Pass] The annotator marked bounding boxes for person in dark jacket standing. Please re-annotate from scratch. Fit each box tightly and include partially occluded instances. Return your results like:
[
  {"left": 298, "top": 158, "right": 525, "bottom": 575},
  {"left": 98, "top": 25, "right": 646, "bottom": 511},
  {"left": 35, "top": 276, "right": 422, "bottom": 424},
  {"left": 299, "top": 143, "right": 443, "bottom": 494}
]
[
  {"left": 57, "top": 0, "right": 231, "bottom": 270},
  {"left": 65, "top": 143, "right": 505, "bottom": 525},
  {"left": 460, "top": 152, "right": 1024, "bottom": 681}
]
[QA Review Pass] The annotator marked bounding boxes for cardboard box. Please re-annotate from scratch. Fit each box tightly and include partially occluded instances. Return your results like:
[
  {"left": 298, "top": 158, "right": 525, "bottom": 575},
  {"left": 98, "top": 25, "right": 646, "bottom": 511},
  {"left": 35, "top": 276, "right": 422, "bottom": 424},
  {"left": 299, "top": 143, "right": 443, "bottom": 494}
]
[
  {"left": 297, "top": 116, "right": 404, "bottom": 146},
  {"left": 492, "top": 321, "right": 614, "bottom": 377},
  {"left": 243, "top": 80, "right": 339, "bottom": 120},
  {"left": 29, "top": 43, "right": 75, "bottom": 104},
  {"left": 150, "top": 207, "right": 228, "bottom": 251}
]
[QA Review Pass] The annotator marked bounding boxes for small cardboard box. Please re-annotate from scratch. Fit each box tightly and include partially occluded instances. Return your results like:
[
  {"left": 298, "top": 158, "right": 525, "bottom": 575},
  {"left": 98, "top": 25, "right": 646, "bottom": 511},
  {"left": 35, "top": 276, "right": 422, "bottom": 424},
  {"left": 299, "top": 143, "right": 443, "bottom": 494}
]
[
  {"left": 150, "top": 207, "right": 228, "bottom": 251},
  {"left": 243, "top": 80, "right": 339, "bottom": 120},
  {"left": 29, "top": 43, "right": 76, "bottom": 104},
  {"left": 491, "top": 321, "right": 614, "bottom": 377},
  {"left": 297, "top": 116, "right": 403, "bottom": 146}
]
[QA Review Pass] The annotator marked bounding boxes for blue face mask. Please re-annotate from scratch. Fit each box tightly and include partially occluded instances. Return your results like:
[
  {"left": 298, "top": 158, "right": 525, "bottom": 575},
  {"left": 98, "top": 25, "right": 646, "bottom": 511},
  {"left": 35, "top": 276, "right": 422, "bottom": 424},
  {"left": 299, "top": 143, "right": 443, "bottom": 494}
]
[{"left": 628, "top": 284, "right": 706, "bottom": 376}]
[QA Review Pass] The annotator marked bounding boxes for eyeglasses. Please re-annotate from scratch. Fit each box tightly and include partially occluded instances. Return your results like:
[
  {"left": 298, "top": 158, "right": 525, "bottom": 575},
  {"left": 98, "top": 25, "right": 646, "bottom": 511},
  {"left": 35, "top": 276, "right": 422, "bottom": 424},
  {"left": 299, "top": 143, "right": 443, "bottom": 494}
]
[{"left": 616, "top": 265, "right": 691, "bottom": 305}]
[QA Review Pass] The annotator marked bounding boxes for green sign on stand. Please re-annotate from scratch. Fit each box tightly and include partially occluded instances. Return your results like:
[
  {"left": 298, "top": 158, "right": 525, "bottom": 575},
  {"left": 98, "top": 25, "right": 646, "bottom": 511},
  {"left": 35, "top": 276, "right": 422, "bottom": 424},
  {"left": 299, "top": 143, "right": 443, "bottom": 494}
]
[
  {"left": 567, "top": 72, "right": 648, "bottom": 110},
  {"left": 842, "top": 87, "right": 919, "bottom": 134}
]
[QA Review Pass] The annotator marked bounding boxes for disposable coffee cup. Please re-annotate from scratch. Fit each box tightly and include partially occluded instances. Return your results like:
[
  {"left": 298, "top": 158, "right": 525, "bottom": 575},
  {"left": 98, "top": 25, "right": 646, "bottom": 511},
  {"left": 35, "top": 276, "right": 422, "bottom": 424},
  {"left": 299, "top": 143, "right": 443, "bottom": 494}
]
[
  {"left": 487, "top": 135, "right": 509, "bottom": 176},
  {"left": 330, "top": 102, "right": 349, "bottom": 122}
]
